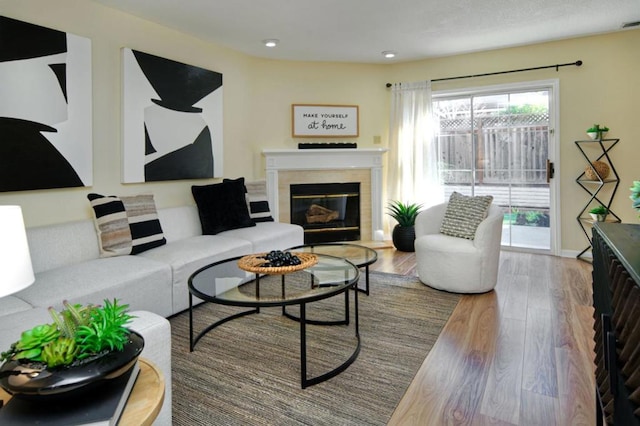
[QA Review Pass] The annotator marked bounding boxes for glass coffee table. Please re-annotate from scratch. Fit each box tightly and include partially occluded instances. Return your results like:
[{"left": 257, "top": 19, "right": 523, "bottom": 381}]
[
  {"left": 188, "top": 252, "right": 360, "bottom": 388},
  {"left": 288, "top": 243, "right": 378, "bottom": 295}
]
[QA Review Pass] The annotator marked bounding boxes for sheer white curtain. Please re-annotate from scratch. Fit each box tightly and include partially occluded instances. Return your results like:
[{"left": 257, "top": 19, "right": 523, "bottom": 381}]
[{"left": 388, "top": 81, "right": 443, "bottom": 210}]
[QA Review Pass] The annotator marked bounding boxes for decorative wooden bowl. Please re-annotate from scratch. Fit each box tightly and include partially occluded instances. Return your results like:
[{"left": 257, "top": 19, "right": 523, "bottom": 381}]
[{"left": 237, "top": 252, "right": 317, "bottom": 274}]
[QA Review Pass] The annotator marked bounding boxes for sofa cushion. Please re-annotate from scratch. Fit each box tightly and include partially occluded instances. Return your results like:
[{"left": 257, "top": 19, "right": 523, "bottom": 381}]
[
  {"left": 139, "top": 235, "right": 252, "bottom": 313},
  {"left": 156, "top": 206, "right": 202, "bottom": 243},
  {"left": 221, "top": 222, "right": 304, "bottom": 254},
  {"left": 192, "top": 179, "right": 255, "bottom": 235},
  {"left": 88, "top": 193, "right": 167, "bottom": 256},
  {"left": 440, "top": 191, "right": 493, "bottom": 240},
  {"left": 0, "top": 296, "right": 34, "bottom": 316},
  {"left": 16, "top": 256, "right": 173, "bottom": 317},
  {"left": 245, "top": 180, "right": 274, "bottom": 223},
  {"left": 27, "top": 220, "right": 100, "bottom": 273}
]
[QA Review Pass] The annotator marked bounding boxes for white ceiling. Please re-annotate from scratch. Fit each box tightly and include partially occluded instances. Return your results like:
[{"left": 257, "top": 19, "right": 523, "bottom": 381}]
[{"left": 93, "top": 0, "right": 640, "bottom": 63}]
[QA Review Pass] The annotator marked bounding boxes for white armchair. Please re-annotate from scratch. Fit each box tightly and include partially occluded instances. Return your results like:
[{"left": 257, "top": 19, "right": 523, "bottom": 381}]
[{"left": 414, "top": 202, "right": 503, "bottom": 293}]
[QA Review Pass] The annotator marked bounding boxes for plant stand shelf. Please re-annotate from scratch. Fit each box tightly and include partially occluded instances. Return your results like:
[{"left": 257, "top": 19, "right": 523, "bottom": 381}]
[{"left": 575, "top": 138, "right": 621, "bottom": 261}]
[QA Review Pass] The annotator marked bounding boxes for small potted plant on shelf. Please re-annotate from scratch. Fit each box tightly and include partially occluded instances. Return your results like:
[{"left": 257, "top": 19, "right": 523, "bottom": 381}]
[
  {"left": 630, "top": 181, "right": 640, "bottom": 219},
  {"left": 589, "top": 205, "right": 609, "bottom": 222},
  {"left": 586, "top": 124, "right": 609, "bottom": 140},
  {"left": 387, "top": 200, "right": 422, "bottom": 252}
]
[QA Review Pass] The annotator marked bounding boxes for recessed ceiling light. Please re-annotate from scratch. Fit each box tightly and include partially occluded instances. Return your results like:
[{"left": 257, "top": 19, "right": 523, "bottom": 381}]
[
  {"left": 382, "top": 51, "right": 396, "bottom": 59},
  {"left": 263, "top": 39, "right": 279, "bottom": 47}
]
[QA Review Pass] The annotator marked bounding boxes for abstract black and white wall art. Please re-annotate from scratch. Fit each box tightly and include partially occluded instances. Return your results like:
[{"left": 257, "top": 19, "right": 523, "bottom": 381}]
[
  {"left": 122, "top": 48, "right": 223, "bottom": 183},
  {"left": 0, "top": 16, "right": 92, "bottom": 192}
]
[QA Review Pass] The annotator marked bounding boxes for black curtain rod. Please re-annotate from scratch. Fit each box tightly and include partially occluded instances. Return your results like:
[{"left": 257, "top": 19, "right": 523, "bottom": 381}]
[{"left": 385, "top": 60, "right": 582, "bottom": 87}]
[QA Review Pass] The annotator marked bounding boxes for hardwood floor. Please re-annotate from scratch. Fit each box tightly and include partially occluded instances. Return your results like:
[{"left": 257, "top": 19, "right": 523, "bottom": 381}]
[{"left": 367, "top": 245, "right": 596, "bottom": 425}]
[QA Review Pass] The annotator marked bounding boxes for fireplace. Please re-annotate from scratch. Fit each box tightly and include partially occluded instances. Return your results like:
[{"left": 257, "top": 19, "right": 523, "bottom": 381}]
[
  {"left": 263, "top": 148, "right": 388, "bottom": 241},
  {"left": 290, "top": 183, "right": 360, "bottom": 243}
]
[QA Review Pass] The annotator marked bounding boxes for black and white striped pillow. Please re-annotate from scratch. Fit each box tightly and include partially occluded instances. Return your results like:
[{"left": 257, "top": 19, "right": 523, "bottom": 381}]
[
  {"left": 88, "top": 193, "right": 166, "bottom": 256},
  {"left": 87, "top": 194, "right": 132, "bottom": 257},
  {"left": 245, "top": 180, "right": 274, "bottom": 223},
  {"left": 120, "top": 194, "right": 167, "bottom": 254}
]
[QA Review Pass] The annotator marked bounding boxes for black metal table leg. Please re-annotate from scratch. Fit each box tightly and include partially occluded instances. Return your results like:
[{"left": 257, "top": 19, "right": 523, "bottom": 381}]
[
  {"left": 189, "top": 293, "right": 194, "bottom": 352},
  {"left": 344, "top": 289, "right": 350, "bottom": 325},
  {"left": 354, "top": 281, "right": 359, "bottom": 336},
  {"left": 364, "top": 265, "right": 370, "bottom": 295},
  {"left": 255, "top": 273, "right": 261, "bottom": 313},
  {"left": 300, "top": 284, "right": 361, "bottom": 388},
  {"left": 300, "top": 302, "right": 308, "bottom": 388},
  {"left": 282, "top": 274, "right": 286, "bottom": 315}
]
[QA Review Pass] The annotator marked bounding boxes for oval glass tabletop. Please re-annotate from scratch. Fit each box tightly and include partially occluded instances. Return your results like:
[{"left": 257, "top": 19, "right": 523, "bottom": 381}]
[
  {"left": 288, "top": 243, "right": 378, "bottom": 295},
  {"left": 188, "top": 253, "right": 359, "bottom": 308},
  {"left": 288, "top": 243, "right": 378, "bottom": 268}
]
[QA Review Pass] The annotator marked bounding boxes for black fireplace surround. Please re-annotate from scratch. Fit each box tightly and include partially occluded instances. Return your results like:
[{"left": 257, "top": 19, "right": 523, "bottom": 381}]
[{"left": 290, "top": 182, "right": 360, "bottom": 243}]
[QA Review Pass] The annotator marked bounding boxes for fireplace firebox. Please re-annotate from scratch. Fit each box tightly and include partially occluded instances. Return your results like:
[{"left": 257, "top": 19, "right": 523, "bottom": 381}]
[{"left": 290, "top": 183, "right": 360, "bottom": 243}]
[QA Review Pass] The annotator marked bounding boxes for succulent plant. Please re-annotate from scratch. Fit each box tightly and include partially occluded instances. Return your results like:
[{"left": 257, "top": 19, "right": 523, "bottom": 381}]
[
  {"left": 49, "top": 301, "right": 95, "bottom": 338},
  {"left": 1, "top": 299, "right": 134, "bottom": 368},
  {"left": 75, "top": 299, "right": 133, "bottom": 357},
  {"left": 41, "top": 337, "right": 78, "bottom": 368},
  {"left": 1, "top": 323, "right": 60, "bottom": 363}
]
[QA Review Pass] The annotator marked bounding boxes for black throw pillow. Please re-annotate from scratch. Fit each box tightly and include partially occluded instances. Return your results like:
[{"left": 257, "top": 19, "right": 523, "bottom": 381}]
[{"left": 192, "top": 178, "right": 256, "bottom": 235}]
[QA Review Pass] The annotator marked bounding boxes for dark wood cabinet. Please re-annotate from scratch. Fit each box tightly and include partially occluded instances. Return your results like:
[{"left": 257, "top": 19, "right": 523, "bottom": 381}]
[{"left": 592, "top": 222, "right": 640, "bottom": 425}]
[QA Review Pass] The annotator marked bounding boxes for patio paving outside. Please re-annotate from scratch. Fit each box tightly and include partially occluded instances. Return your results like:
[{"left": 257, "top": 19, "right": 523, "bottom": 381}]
[{"left": 502, "top": 224, "right": 550, "bottom": 251}]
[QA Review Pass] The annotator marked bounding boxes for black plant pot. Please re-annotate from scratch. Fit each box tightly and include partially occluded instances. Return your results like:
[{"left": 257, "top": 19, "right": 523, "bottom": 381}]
[
  {"left": 392, "top": 225, "right": 416, "bottom": 252},
  {"left": 0, "top": 330, "right": 144, "bottom": 400}
]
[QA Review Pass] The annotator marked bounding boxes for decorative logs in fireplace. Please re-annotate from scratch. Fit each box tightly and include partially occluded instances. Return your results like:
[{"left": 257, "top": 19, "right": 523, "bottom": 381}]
[
  {"left": 290, "top": 182, "right": 360, "bottom": 244},
  {"left": 306, "top": 204, "right": 339, "bottom": 224}
]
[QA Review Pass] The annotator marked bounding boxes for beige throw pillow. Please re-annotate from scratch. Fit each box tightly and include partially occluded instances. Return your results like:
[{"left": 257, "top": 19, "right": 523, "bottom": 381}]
[{"left": 440, "top": 192, "right": 493, "bottom": 240}]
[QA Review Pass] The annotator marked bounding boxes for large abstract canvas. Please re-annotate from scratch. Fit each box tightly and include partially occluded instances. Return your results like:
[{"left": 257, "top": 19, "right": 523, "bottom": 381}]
[
  {"left": 122, "top": 48, "right": 223, "bottom": 183},
  {"left": 0, "top": 16, "right": 92, "bottom": 192}
]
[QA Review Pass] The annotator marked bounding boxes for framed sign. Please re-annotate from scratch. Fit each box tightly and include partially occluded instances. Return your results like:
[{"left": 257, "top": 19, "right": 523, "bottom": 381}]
[{"left": 292, "top": 104, "right": 359, "bottom": 138}]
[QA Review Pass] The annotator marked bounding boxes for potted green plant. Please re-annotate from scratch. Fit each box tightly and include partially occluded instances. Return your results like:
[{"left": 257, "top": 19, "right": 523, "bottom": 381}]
[
  {"left": 0, "top": 299, "right": 142, "bottom": 398},
  {"left": 586, "top": 124, "right": 609, "bottom": 140},
  {"left": 387, "top": 200, "right": 422, "bottom": 252},
  {"left": 589, "top": 205, "right": 609, "bottom": 222},
  {"left": 631, "top": 181, "right": 640, "bottom": 219}
]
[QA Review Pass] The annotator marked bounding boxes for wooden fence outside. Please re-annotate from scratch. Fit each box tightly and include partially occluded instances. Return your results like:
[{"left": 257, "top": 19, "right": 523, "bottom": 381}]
[
  {"left": 436, "top": 114, "right": 550, "bottom": 210},
  {"left": 443, "top": 184, "right": 550, "bottom": 210},
  {"left": 437, "top": 116, "right": 549, "bottom": 185}
]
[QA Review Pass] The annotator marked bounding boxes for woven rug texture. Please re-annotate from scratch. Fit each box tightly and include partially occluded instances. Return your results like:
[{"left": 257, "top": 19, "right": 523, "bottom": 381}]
[{"left": 169, "top": 272, "right": 460, "bottom": 425}]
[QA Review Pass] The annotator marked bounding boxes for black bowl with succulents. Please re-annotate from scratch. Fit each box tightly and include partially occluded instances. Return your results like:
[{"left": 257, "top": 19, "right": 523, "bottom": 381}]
[{"left": 0, "top": 299, "right": 143, "bottom": 399}]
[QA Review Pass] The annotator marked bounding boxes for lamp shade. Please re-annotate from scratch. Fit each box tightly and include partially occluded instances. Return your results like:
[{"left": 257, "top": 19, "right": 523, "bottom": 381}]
[{"left": 0, "top": 206, "right": 35, "bottom": 298}]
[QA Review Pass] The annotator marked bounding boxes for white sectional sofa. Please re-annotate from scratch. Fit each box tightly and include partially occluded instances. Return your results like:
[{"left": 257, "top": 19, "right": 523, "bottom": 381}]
[{"left": 0, "top": 204, "right": 303, "bottom": 425}]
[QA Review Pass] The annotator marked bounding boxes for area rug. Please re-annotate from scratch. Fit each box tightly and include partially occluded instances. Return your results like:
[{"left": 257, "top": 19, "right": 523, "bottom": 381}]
[{"left": 169, "top": 272, "right": 460, "bottom": 425}]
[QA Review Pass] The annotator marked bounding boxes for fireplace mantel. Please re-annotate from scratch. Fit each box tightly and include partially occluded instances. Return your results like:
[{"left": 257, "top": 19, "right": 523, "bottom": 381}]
[{"left": 263, "top": 148, "right": 388, "bottom": 241}]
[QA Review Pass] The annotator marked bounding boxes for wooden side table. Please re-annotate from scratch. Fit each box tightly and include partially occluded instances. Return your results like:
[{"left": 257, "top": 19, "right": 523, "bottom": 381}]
[
  {"left": 0, "top": 357, "right": 165, "bottom": 425},
  {"left": 121, "top": 358, "right": 165, "bottom": 426}
]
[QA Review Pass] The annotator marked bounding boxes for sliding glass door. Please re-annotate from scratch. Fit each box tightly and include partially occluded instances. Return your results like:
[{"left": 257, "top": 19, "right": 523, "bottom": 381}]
[{"left": 432, "top": 82, "right": 558, "bottom": 253}]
